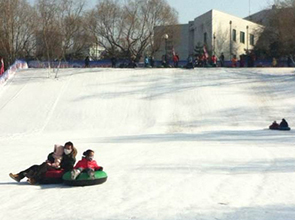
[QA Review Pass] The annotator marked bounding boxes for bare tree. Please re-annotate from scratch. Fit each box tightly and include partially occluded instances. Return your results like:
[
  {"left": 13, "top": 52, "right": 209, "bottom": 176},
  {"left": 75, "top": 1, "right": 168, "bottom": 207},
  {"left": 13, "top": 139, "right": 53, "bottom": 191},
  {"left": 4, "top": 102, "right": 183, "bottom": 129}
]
[
  {"left": 35, "top": 0, "right": 61, "bottom": 64},
  {"left": 255, "top": 1, "right": 295, "bottom": 57},
  {"left": 0, "top": 0, "right": 36, "bottom": 65},
  {"left": 85, "top": 0, "right": 178, "bottom": 60},
  {"left": 57, "top": 0, "right": 88, "bottom": 59}
]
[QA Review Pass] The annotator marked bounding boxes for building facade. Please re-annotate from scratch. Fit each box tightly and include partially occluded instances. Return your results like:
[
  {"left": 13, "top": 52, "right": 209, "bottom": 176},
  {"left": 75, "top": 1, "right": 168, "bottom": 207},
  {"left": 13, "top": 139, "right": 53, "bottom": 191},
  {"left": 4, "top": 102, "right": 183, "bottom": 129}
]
[{"left": 155, "top": 9, "right": 263, "bottom": 61}]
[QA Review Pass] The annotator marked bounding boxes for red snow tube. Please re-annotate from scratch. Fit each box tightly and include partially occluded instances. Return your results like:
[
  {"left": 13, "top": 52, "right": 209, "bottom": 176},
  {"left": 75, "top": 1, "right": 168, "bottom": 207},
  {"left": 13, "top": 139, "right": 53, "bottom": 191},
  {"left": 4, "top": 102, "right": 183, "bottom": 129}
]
[
  {"left": 45, "top": 169, "right": 64, "bottom": 178},
  {"left": 41, "top": 169, "right": 65, "bottom": 184}
]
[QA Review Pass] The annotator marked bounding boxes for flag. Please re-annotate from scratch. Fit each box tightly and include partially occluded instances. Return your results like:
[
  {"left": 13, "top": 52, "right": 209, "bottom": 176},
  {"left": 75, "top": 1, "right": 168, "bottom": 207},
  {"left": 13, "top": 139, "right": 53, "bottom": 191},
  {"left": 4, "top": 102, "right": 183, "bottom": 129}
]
[
  {"left": 203, "top": 45, "right": 209, "bottom": 59},
  {"left": 172, "top": 47, "right": 176, "bottom": 56}
]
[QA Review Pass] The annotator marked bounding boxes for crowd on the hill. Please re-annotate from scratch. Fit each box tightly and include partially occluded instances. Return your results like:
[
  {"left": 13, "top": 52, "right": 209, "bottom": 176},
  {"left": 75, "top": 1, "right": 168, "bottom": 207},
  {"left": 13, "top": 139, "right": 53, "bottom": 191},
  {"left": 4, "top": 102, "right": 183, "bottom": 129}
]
[{"left": 91, "top": 52, "right": 295, "bottom": 69}]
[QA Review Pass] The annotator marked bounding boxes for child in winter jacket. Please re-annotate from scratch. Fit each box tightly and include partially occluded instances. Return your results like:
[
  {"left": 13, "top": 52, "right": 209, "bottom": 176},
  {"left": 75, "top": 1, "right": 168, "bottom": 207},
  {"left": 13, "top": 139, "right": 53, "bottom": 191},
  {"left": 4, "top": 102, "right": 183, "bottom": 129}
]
[
  {"left": 46, "top": 144, "right": 64, "bottom": 169},
  {"left": 71, "top": 149, "right": 103, "bottom": 180}
]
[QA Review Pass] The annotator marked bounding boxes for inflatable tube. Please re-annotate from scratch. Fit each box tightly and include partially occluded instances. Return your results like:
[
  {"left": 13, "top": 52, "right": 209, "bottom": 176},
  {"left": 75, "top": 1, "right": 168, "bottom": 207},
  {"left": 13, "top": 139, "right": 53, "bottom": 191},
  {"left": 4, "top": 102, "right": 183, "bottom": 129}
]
[
  {"left": 279, "top": 127, "right": 291, "bottom": 131},
  {"left": 62, "top": 171, "right": 107, "bottom": 186},
  {"left": 269, "top": 127, "right": 279, "bottom": 130},
  {"left": 40, "top": 169, "right": 65, "bottom": 184}
]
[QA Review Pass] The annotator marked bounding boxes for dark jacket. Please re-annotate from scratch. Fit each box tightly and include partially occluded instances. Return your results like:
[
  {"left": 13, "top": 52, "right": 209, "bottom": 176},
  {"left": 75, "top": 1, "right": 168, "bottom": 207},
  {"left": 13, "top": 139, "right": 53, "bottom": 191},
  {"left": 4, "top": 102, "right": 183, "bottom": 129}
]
[
  {"left": 47, "top": 148, "right": 77, "bottom": 172},
  {"left": 279, "top": 119, "right": 289, "bottom": 128},
  {"left": 269, "top": 121, "right": 279, "bottom": 130},
  {"left": 60, "top": 153, "right": 76, "bottom": 172}
]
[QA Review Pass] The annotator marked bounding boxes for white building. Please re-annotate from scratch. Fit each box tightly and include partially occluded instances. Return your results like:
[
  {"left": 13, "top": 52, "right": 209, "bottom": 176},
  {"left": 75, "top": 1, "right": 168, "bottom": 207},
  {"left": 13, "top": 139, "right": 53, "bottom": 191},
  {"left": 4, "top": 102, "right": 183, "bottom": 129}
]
[
  {"left": 89, "top": 44, "right": 105, "bottom": 60},
  {"left": 155, "top": 9, "right": 263, "bottom": 61}
]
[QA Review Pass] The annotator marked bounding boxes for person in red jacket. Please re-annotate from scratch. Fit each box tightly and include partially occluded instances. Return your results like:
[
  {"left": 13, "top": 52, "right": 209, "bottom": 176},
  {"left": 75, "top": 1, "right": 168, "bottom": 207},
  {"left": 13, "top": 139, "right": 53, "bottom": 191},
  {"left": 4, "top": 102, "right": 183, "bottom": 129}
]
[
  {"left": 211, "top": 55, "right": 217, "bottom": 67},
  {"left": 0, "top": 57, "right": 4, "bottom": 75},
  {"left": 71, "top": 149, "right": 103, "bottom": 180}
]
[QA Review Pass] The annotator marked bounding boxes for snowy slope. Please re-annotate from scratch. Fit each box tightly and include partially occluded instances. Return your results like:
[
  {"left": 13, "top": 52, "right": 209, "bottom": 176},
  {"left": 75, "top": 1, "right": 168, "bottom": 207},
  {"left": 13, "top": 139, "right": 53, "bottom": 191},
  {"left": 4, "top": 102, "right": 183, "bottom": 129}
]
[{"left": 1, "top": 67, "right": 295, "bottom": 220}]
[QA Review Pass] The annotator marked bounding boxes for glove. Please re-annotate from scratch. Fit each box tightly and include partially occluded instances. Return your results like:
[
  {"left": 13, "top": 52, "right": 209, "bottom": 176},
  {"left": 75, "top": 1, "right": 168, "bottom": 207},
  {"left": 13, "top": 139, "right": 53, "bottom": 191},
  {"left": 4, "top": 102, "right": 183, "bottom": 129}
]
[{"left": 97, "top": 167, "right": 103, "bottom": 171}]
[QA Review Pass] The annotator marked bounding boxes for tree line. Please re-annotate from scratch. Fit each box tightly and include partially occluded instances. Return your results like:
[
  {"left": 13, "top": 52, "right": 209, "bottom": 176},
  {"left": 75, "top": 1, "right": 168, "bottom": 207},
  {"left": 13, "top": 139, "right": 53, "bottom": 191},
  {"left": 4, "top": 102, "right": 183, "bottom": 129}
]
[
  {"left": 0, "top": 0, "right": 178, "bottom": 65},
  {"left": 255, "top": 0, "right": 295, "bottom": 58}
]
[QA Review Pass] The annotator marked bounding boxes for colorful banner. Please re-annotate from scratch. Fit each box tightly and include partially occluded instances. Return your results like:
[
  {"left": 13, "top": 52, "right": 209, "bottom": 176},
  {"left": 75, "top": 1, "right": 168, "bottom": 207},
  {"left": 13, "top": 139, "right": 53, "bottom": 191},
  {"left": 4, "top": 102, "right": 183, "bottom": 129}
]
[
  {"left": 0, "top": 60, "right": 28, "bottom": 85},
  {"left": 28, "top": 60, "right": 112, "bottom": 68}
]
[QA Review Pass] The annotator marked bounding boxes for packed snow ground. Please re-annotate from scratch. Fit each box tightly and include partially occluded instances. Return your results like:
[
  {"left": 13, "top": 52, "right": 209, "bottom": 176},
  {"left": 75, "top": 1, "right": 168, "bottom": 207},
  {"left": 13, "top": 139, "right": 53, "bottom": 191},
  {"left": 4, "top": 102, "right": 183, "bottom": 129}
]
[{"left": 1, "top": 67, "right": 295, "bottom": 220}]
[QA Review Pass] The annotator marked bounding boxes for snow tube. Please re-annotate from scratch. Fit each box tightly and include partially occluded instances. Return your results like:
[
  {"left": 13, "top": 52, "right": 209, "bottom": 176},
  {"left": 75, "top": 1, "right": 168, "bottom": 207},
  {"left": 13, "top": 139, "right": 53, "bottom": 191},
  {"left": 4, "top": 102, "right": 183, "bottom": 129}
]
[
  {"left": 62, "top": 171, "right": 107, "bottom": 186},
  {"left": 279, "top": 127, "right": 291, "bottom": 131},
  {"left": 269, "top": 127, "right": 279, "bottom": 130},
  {"left": 269, "top": 125, "right": 279, "bottom": 130},
  {"left": 40, "top": 169, "right": 65, "bottom": 184}
]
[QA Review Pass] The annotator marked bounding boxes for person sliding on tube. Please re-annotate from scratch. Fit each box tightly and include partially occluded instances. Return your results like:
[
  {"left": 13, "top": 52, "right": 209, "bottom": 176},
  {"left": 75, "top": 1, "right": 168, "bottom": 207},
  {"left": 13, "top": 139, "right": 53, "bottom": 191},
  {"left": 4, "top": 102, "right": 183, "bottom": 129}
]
[
  {"left": 9, "top": 142, "right": 77, "bottom": 184},
  {"left": 279, "top": 118, "right": 289, "bottom": 129},
  {"left": 71, "top": 149, "right": 103, "bottom": 180},
  {"left": 269, "top": 121, "right": 279, "bottom": 130}
]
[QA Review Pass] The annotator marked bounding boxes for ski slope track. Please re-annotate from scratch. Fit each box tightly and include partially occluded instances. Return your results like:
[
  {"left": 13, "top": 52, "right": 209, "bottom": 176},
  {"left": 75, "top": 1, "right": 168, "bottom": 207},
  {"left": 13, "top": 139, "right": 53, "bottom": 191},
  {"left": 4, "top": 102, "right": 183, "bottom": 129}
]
[{"left": 1, "top": 67, "right": 295, "bottom": 220}]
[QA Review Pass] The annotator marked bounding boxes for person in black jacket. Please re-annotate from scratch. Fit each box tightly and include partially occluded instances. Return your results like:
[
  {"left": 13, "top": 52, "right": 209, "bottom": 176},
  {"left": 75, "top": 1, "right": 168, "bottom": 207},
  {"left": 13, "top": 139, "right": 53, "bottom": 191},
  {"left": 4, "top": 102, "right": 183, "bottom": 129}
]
[
  {"left": 9, "top": 141, "right": 77, "bottom": 184},
  {"left": 85, "top": 56, "right": 90, "bottom": 68},
  {"left": 111, "top": 57, "right": 117, "bottom": 68},
  {"left": 279, "top": 118, "right": 289, "bottom": 128},
  {"left": 220, "top": 53, "right": 225, "bottom": 67}
]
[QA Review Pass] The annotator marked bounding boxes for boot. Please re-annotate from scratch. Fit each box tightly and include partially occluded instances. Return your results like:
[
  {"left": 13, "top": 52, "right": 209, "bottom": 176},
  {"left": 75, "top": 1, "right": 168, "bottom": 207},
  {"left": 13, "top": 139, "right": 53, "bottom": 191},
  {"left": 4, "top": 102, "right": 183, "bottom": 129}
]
[
  {"left": 9, "top": 173, "right": 21, "bottom": 182},
  {"left": 87, "top": 169, "right": 95, "bottom": 179},
  {"left": 27, "top": 178, "right": 37, "bottom": 185},
  {"left": 71, "top": 169, "right": 81, "bottom": 180}
]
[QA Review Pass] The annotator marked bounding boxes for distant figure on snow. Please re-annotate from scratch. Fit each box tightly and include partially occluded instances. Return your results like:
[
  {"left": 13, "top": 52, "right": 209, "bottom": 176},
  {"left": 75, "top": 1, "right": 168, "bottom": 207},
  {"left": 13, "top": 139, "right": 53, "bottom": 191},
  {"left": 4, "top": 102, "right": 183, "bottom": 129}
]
[
  {"left": 272, "top": 58, "right": 277, "bottom": 67},
  {"left": 211, "top": 55, "right": 217, "bottom": 67},
  {"left": 186, "top": 54, "right": 194, "bottom": 69},
  {"left": 220, "top": 53, "right": 225, "bottom": 67},
  {"left": 279, "top": 118, "right": 289, "bottom": 129},
  {"left": 173, "top": 53, "right": 180, "bottom": 68},
  {"left": 287, "top": 54, "right": 294, "bottom": 67},
  {"left": 149, "top": 56, "right": 155, "bottom": 68},
  {"left": 85, "top": 56, "right": 90, "bottom": 68},
  {"left": 269, "top": 121, "right": 279, "bottom": 130},
  {"left": 0, "top": 56, "right": 4, "bottom": 75},
  {"left": 231, "top": 55, "right": 238, "bottom": 67},
  {"left": 111, "top": 57, "right": 117, "bottom": 68},
  {"left": 144, "top": 56, "right": 150, "bottom": 67}
]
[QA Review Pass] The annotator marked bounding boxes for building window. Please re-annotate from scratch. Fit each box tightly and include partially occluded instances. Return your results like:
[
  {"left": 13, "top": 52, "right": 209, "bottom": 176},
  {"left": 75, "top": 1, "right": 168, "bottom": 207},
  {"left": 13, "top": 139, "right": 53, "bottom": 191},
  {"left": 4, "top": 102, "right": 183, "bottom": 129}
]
[
  {"left": 240, "top": 31, "right": 245, "bottom": 44},
  {"left": 204, "top": 32, "right": 207, "bottom": 44},
  {"left": 233, "top": 29, "right": 236, "bottom": 42},
  {"left": 250, "top": 34, "right": 255, "bottom": 46}
]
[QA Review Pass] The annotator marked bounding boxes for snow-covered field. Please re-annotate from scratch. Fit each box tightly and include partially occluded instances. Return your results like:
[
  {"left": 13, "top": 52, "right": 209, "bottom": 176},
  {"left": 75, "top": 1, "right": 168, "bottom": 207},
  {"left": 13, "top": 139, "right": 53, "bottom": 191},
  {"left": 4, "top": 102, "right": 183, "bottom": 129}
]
[{"left": 1, "top": 67, "right": 295, "bottom": 220}]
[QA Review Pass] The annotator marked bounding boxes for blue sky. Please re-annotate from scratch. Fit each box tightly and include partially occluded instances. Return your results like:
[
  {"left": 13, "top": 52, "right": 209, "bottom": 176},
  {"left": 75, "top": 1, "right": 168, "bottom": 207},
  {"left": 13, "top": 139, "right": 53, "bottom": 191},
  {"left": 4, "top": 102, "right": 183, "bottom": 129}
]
[
  {"left": 29, "top": 0, "right": 273, "bottom": 23},
  {"left": 167, "top": 0, "right": 273, "bottom": 23}
]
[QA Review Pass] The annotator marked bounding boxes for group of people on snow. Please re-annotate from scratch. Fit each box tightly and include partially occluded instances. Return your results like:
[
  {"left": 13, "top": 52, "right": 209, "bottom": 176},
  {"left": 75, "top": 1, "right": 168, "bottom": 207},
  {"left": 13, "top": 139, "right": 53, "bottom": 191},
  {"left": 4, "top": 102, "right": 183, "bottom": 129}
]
[
  {"left": 82, "top": 51, "right": 294, "bottom": 69},
  {"left": 269, "top": 119, "right": 290, "bottom": 130},
  {"left": 272, "top": 55, "right": 295, "bottom": 67},
  {"left": 186, "top": 53, "right": 222, "bottom": 69},
  {"left": 9, "top": 141, "right": 103, "bottom": 184},
  {"left": 185, "top": 52, "right": 258, "bottom": 69}
]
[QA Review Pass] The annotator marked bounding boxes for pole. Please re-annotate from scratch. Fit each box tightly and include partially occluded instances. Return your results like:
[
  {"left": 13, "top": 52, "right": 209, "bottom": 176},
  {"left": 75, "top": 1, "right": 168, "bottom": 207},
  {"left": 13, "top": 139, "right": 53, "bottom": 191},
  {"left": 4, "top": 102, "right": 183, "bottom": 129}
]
[
  {"left": 249, "top": 0, "right": 251, "bottom": 17},
  {"left": 163, "top": 34, "right": 169, "bottom": 67},
  {"left": 165, "top": 38, "right": 167, "bottom": 63},
  {"left": 229, "top": 21, "right": 232, "bottom": 60},
  {"left": 246, "top": 26, "right": 249, "bottom": 53},
  {"left": 213, "top": 33, "right": 216, "bottom": 55}
]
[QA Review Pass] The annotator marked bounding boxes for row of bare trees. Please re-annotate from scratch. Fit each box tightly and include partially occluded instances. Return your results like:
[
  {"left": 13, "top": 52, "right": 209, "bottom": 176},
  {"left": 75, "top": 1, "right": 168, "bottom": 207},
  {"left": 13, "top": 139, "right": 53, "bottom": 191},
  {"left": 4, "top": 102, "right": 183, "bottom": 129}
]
[
  {"left": 255, "top": 0, "right": 295, "bottom": 58},
  {"left": 0, "top": 0, "right": 178, "bottom": 65}
]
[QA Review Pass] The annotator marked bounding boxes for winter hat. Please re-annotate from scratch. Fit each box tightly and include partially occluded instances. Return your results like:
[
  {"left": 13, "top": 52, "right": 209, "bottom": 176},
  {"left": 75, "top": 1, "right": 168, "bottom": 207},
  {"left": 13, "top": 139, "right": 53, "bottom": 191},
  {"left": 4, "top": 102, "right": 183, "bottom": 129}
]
[{"left": 83, "top": 149, "right": 94, "bottom": 157}]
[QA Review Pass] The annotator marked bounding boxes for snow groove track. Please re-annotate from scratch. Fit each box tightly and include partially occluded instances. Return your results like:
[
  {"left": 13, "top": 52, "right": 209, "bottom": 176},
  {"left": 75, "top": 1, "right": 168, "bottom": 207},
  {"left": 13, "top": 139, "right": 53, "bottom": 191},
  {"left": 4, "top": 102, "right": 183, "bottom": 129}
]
[
  {"left": 1, "top": 68, "right": 295, "bottom": 220},
  {"left": 39, "top": 73, "right": 73, "bottom": 133}
]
